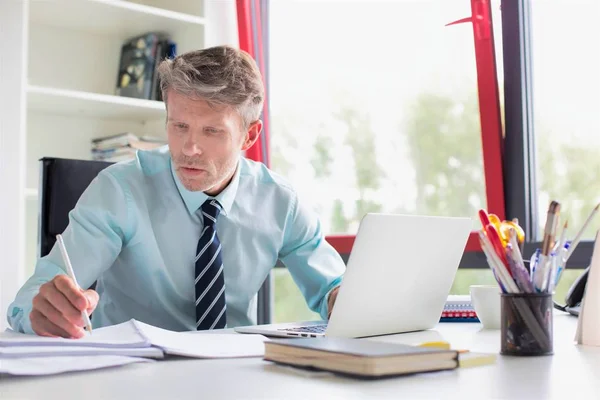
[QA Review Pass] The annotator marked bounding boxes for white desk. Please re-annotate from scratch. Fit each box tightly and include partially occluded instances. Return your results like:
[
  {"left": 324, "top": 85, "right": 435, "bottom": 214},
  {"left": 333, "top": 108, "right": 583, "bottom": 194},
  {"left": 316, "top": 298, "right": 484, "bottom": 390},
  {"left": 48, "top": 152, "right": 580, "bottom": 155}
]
[{"left": 2, "top": 313, "right": 600, "bottom": 399}]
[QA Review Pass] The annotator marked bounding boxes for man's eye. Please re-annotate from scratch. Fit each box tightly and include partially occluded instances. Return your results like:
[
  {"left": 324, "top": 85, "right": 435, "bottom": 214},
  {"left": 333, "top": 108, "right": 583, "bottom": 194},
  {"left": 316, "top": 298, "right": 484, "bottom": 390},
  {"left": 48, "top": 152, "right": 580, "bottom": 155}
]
[
  {"left": 175, "top": 123, "right": 187, "bottom": 129},
  {"left": 205, "top": 128, "right": 219, "bottom": 134}
]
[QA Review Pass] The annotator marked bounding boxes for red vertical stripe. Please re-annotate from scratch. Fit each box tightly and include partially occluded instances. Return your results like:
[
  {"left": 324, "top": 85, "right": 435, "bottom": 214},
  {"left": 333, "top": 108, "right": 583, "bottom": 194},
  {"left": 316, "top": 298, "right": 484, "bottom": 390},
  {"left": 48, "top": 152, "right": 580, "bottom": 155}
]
[
  {"left": 236, "top": 0, "right": 266, "bottom": 164},
  {"left": 471, "top": 0, "right": 506, "bottom": 221},
  {"left": 251, "top": 0, "right": 270, "bottom": 167},
  {"left": 236, "top": 0, "right": 253, "bottom": 57}
]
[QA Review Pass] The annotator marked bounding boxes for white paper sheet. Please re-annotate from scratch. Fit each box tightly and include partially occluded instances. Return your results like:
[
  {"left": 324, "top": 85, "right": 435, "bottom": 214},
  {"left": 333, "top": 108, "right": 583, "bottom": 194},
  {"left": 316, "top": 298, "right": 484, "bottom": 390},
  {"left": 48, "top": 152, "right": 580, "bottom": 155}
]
[
  {"left": 134, "top": 320, "right": 270, "bottom": 358},
  {"left": 576, "top": 231, "right": 600, "bottom": 346},
  {"left": 0, "top": 320, "right": 150, "bottom": 348},
  {"left": 2, "top": 319, "right": 269, "bottom": 360},
  {"left": 0, "top": 355, "right": 154, "bottom": 376},
  {"left": 0, "top": 345, "right": 164, "bottom": 359}
]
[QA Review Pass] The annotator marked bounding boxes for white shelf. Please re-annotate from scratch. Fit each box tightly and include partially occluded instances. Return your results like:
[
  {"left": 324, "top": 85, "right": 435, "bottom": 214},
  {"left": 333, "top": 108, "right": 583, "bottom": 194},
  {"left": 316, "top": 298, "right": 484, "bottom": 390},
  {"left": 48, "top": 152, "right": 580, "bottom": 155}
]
[
  {"left": 27, "top": 85, "right": 166, "bottom": 121},
  {"left": 29, "top": 0, "right": 205, "bottom": 38}
]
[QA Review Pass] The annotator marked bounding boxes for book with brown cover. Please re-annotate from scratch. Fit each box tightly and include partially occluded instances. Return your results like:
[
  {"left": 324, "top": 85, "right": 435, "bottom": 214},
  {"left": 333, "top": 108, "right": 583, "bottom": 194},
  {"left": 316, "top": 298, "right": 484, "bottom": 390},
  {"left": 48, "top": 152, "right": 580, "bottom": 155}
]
[{"left": 264, "top": 337, "right": 459, "bottom": 379}]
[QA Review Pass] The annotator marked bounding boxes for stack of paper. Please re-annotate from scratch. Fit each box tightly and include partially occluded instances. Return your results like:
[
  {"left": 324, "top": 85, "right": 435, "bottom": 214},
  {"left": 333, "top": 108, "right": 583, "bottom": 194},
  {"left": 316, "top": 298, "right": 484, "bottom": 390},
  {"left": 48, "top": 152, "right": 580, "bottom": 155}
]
[
  {"left": 1, "top": 319, "right": 269, "bottom": 376},
  {"left": 1, "top": 356, "right": 155, "bottom": 376}
]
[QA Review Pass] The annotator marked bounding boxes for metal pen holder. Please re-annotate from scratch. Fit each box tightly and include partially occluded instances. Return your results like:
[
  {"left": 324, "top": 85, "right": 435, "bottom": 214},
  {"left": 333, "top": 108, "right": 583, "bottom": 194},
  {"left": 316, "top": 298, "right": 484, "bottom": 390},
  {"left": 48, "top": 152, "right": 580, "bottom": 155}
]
[{"left": 500, "top": 293, "right": 554, "bottom": 356}]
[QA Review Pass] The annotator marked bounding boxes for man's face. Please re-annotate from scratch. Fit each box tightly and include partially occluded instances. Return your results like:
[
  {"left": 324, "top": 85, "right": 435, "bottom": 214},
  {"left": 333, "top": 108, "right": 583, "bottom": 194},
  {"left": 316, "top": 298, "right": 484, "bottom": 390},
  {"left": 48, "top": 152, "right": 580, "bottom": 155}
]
[{"left": 167, "top": 90, "right": 259, "bottom": 195}]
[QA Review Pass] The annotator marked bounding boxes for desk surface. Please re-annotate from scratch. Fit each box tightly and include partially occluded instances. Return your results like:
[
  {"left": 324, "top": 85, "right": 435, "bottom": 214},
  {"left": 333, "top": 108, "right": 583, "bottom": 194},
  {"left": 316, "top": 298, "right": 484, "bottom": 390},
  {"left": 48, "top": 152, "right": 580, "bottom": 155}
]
[{"left": 2, "top": 313, "right": 600, "bottom": 400}]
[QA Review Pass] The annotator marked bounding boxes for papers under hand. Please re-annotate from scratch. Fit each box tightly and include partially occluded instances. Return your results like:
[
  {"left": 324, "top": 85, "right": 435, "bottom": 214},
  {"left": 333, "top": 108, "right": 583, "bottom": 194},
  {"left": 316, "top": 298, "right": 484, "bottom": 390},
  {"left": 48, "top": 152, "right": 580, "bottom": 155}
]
[
  {"left": 133, "top": 320, "right": 269, "bottom": 358},
  {"left": 1, "top": 319, "right": 269, "bottom": 360},
  {"left": 0, "top": 319, "right": 269, "bottom": 376},
  {"left": 0, "top": 355, "right": 153, "bottom": 376},
  {"left": 0, "top": 319, "right": 149, "bottom": 348}
]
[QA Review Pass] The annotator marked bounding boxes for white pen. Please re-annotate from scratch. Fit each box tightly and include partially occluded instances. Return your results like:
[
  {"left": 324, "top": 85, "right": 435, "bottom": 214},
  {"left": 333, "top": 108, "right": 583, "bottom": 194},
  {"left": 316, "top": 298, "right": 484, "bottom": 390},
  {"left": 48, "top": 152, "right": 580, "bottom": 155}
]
[
  {"left": 56, "top": 234, "right": 93, "bottom": 334},
  {"left": 565, "top": 203, "right": 599, "bottom": 262}
]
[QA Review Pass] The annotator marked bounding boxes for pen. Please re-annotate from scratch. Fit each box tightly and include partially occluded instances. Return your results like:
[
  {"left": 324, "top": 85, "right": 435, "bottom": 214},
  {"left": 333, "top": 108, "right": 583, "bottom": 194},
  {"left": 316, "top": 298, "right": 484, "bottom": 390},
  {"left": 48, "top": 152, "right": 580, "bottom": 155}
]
[
  {"left": 555, "top": 242, "right": 570, "bottom": 286},
  {"left": 534, "top": 201, "right": 560, "bottom": 292},
  {"left": 479, "top": 232, "right": 516, "bottom": 293},
  {"left": 485, "top": 224, "right": 510, "bottom": 272},
  {"left": 553, "top": 220, "right": 568, "bottom": 254},
  {"left": 56, "top": 234, "right": 93, "bottom": 334},
  {"left": 547, "top": 221, "right": 568, "bottom": 290},
  {"left": 507, "top": 230, "right": 534, "bottom": 293},
  {"left": 530, "top": 248, "right": 540, "bottom": 279}
]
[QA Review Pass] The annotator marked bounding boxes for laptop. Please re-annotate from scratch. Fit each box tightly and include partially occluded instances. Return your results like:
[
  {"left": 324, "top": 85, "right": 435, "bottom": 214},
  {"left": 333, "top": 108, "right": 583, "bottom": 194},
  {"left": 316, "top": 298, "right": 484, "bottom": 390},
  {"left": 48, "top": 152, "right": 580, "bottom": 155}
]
[{"left": 235, "top": 213, "right": 472, "bottom": 338}]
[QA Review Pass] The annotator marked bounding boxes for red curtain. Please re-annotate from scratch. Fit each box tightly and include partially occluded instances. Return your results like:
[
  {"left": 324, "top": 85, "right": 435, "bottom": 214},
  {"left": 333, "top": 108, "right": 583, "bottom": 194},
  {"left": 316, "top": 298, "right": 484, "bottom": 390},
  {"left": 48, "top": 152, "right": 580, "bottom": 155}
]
[{"left": 236, "top": 0, "right": 270, "bottom": 167}]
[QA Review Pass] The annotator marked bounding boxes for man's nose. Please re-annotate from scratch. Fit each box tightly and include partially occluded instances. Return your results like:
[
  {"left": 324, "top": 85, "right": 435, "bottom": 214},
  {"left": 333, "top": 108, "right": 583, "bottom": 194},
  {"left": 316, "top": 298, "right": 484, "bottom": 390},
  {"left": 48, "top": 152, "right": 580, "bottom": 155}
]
[{"left": 182, "top": 134, "right": 203, "bottom": 156}]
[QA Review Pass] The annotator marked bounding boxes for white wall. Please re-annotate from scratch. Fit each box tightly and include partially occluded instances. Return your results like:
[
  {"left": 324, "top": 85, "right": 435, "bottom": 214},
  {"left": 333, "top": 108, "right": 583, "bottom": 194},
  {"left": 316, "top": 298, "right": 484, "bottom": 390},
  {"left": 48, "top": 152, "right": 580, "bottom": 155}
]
[
  {"left": 0, "top": 0, "right": 28, "bottom": 331},
  {"left": 204, "top": 0, "right": 239, "bottom": 48}
]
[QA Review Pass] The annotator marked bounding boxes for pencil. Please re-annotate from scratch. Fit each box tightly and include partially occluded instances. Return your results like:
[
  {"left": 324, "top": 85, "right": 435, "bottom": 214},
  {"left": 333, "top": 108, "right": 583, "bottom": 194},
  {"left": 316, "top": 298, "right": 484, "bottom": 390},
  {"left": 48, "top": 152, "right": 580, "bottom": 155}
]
[
  {"left": 541, "top": 201, "right": 560, "bottom": 256},
  {"left": 56, "top": 234, "right": 93, "bottom": 334}
]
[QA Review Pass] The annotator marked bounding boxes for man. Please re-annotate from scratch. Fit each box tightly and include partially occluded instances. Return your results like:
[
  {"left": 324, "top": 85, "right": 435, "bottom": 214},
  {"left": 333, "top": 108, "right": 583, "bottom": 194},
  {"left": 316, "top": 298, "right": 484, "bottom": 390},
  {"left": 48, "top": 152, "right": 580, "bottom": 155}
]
[{"left": 7, "top": 45, "right": 345, "bottom": 338}]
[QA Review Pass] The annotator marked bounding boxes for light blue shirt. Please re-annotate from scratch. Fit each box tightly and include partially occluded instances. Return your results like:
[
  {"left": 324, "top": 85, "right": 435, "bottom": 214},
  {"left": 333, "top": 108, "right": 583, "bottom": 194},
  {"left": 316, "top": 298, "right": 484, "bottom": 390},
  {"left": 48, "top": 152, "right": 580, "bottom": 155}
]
[{"left": 7, "top": 146, "right": 345, "bottom": 333}]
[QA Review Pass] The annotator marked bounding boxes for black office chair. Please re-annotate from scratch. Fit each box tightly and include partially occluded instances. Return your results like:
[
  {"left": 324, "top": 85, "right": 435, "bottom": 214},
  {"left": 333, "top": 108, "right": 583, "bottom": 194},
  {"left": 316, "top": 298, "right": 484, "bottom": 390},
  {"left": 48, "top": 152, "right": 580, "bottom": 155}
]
[{"left": 38, "top": 157, "right": 272, "bottom": 325}]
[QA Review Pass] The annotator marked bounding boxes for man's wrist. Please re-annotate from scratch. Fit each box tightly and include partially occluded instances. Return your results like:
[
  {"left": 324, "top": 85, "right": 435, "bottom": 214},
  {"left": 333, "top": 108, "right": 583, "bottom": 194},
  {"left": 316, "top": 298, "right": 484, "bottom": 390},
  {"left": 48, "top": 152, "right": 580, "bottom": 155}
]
[{"left": 327, "top": 286, "right": 340, "bottom": 318}]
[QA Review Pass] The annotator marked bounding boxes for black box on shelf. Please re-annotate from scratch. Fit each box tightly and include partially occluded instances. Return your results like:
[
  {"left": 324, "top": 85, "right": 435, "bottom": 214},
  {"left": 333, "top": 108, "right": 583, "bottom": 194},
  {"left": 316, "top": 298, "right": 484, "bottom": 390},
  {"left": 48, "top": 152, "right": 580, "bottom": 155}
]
[{"left": 115, "top": 32, "right": 176, "bottom": 101}]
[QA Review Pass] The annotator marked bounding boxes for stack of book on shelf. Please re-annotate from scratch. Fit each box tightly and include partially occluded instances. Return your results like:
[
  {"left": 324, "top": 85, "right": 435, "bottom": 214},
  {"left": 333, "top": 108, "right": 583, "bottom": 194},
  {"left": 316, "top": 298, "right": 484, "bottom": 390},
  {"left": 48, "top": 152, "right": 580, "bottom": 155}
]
[
  {"left": 91, "top": 133, "right": 166, "bottom": 162},
  {"left": 115, "top": 32, "right": 177, "bottom": 101}
]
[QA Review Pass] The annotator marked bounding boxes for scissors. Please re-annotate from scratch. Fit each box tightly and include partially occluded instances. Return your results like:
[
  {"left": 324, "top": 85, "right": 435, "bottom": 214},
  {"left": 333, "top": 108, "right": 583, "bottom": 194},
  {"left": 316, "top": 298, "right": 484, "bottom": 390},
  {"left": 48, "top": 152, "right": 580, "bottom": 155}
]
[{"left": 478, "top": 209, "right": 525, "bottom": 247}]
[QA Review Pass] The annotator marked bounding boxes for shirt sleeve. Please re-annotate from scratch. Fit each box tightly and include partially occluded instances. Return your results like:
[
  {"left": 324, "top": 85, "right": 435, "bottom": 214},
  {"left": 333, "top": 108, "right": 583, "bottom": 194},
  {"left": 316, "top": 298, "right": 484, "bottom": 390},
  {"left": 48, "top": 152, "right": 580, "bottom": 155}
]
[
  {"left": 6, "top": 170, "right": 131, "bottom": 333},
  {"left": 278, "top": 192, "right": 345, "bottom": 320}
]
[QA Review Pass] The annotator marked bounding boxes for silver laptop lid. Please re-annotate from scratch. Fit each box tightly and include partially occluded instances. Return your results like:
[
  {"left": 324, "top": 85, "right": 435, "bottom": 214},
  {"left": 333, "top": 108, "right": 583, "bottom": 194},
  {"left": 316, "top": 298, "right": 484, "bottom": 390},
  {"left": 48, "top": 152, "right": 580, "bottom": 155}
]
[{"left": 325, "top": 213, "right": 472, "bottom": 338}]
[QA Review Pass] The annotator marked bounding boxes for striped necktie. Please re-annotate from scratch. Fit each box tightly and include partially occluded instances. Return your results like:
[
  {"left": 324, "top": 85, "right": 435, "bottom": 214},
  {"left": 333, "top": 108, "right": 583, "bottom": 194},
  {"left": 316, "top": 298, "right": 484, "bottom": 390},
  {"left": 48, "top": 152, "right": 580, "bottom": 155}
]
[{"left": 195, "top": 199, "right": 227, "bottom": 330}]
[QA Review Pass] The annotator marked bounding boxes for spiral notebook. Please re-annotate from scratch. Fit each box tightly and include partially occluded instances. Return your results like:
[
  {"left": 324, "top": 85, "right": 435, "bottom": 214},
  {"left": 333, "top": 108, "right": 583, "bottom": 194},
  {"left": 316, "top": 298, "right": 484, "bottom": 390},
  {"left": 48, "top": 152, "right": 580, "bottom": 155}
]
[{"left": 439, "top": 295, "right": 479, "bottom": 322}]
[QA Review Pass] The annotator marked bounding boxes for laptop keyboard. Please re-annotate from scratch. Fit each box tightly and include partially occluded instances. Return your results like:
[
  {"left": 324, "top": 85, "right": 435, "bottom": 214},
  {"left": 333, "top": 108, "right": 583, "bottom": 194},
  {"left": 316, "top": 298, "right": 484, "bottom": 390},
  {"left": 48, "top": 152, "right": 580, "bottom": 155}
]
[{"left": 278, "top": 324, "right": 327, "bottom": 334}]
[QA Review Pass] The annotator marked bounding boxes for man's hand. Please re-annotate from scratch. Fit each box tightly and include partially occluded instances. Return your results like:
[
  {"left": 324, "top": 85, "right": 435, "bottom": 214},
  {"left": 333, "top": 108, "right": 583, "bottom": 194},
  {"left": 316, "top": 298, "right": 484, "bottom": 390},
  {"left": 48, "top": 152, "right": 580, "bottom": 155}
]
[
  {"left": 327, "top": 286, "right": 340, "bottom": 319},
  {"left": 30, "top": 275, "right": 99, "bottom": 338}
]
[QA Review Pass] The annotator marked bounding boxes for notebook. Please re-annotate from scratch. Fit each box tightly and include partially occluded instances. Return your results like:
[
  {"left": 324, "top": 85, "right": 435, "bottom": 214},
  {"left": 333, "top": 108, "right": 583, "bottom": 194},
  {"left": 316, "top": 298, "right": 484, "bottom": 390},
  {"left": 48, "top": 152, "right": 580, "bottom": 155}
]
[
  {"left": 264, "top": 337, "right": 458, "bottom": 378},
  {"left": 439, "top": 295, "right": 479, "bottom": 322},
  {"left": 0, "top": 320, "right": 268, "bottom": 360}
]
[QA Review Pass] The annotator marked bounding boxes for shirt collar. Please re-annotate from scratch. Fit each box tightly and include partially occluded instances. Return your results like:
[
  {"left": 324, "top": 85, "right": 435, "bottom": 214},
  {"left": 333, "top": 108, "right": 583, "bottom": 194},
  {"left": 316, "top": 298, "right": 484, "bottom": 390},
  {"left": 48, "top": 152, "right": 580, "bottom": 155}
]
[{"left": 170, "top": 158, "right": 240, "bottom": 217}]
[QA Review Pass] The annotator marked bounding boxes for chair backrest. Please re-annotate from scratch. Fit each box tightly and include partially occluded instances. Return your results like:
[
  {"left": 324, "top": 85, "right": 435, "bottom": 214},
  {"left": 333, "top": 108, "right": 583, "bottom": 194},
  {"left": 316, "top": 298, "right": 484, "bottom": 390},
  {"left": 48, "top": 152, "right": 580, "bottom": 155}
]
[
  {"left": 38, "top": 157, "right": 271, "bottom": 325},
  {"left": 38, "top": 157, "right": 113, "bottom": 259}
]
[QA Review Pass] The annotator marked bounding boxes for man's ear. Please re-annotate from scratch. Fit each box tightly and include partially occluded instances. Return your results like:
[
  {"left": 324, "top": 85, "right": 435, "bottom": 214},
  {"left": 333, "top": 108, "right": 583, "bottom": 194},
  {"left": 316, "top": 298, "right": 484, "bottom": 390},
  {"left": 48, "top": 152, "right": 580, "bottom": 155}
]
[{"left": 241, "top": 120, "right": 263, "bottom": 151}]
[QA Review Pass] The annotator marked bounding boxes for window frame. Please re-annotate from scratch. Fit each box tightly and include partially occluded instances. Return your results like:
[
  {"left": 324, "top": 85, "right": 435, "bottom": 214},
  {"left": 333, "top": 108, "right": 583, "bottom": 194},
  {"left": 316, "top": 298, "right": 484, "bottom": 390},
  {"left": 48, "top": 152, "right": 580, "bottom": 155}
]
[{"left": 502, "top": 0, "right": 591, "bottom": 270}]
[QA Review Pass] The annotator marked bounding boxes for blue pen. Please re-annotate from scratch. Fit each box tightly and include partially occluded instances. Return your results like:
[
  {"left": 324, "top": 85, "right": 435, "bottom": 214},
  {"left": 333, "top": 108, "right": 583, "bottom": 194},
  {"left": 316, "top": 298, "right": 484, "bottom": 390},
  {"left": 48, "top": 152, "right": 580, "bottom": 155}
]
[
  {"left": 555, "top": 242, "right": 570, "bottom": 286},
  {"left": 530, "top": 248, "right": 540, "bottom": 284}
]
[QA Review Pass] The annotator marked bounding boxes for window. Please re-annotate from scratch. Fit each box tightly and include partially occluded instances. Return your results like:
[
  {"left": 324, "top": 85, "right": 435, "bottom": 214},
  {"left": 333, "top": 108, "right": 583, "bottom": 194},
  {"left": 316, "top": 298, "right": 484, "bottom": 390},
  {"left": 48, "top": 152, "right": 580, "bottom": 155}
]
[
  {"left": 269, "top": 0, "right": 499, "bottom": 235},
  {"left": 268, "top": 0, "right": 505, "bottom": 322},
  {"left": 244, "top": 0, "right": 592, "bottom": 324},
  {"left": 531, "top": 0, "right": 600, "bottom": 241}
]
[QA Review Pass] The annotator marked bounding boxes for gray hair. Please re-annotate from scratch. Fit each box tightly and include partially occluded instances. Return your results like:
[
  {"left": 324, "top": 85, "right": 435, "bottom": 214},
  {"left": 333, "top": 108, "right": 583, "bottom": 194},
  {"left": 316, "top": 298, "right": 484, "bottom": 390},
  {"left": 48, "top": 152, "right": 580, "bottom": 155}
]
[{"left": 157, "top": 45, "right": 265, "bottom": 128}]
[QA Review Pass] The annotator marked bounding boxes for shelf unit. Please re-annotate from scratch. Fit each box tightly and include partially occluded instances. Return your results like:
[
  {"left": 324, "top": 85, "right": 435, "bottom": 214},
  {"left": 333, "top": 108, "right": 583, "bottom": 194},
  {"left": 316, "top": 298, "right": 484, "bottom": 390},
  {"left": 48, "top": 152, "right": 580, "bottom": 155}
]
[
  {"left": 27, "top": 85, "right": 166, "bottom": 120},
  {"left": 0, "top": 0, "right": 239, "bottom": 329}
]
